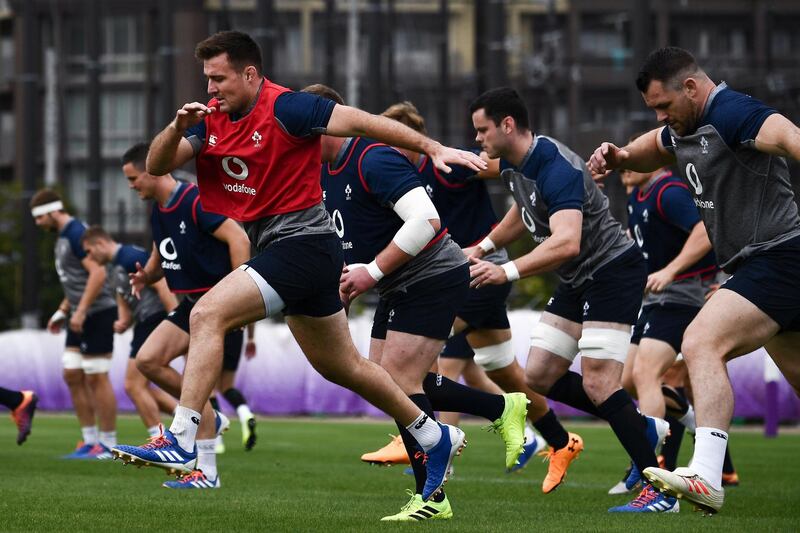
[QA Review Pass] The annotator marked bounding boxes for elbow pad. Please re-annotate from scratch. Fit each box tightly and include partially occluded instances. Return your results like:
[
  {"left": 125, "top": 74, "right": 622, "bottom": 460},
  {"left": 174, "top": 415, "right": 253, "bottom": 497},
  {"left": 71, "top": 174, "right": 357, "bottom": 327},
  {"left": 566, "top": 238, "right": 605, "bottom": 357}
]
[{"left": 392, "top": 187, "right": 440, "bottom": 256}]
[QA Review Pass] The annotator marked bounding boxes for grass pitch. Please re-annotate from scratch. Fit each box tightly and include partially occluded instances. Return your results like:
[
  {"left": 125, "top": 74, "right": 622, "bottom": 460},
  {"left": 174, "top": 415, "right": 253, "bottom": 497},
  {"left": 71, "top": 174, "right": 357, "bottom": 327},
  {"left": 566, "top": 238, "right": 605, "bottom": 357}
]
[{"left": 1, "top": 415, "right": 797, "bottom": 532}]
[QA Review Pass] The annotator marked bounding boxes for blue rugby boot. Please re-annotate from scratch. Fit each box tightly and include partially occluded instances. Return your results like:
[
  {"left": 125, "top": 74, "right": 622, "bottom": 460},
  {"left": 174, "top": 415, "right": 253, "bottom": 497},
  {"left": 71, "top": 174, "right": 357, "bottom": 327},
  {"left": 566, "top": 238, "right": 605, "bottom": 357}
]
[
  {"left": 112, "top": 425, "right": 196, "bottom": 475},
  {"left": 421, "top": 423, "right": 466, "bottom": 501},
  {"left": 625, "top": 416, "right": 669, "bottom": 490},
  {"left": 163, "top": 469, "right": 220, "bottom": 489},
  {"left": 609, "top": 483, "right": 679, "bottom": 513}
]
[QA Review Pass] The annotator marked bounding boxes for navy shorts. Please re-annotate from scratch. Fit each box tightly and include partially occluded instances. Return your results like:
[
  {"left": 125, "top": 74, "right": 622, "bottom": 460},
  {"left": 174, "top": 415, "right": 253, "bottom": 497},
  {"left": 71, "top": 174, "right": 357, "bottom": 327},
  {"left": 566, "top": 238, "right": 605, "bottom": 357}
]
[
  {"left": 222, "top": 329, "right": 245, "bottom": 372},
  {"left": 166, "top": 295, "right": 248, "bottom": 355},
  {"left": 456, "top": 282, "right": 512, "bottom": 331},
  {"left": 244, "top": 234, "right": 344, "bottom": 317},
  {"left": 371, "top": 264, "right": 470, "bottom": 341},
  {"left": 130, "top": 311, "right": 167, "bottom": 358},
  {"left": 440, "top": 330, "right": 475, "bottom": 359},
  {"left": 722, "top": 235, "right": 800, "bottom": 332},
  {"left": 65, "top": 306, "right": 117, "bottom": 355},
  {"left": 546, "top": 245, "right": 646, "bottom": 325},
  {"left": 630, "top": 303, "right": 700, "bottom": 354}
]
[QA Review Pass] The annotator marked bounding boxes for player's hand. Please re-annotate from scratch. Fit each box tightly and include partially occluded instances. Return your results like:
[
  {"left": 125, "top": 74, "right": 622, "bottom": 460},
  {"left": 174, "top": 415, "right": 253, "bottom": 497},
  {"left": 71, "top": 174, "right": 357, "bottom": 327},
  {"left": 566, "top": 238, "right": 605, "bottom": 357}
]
[
  {"left": 340, "top": 263, "right": 378, "bottom": 301},
  {"left": 645, "top": 268, "right": 676, "bottom": 293},
  {"left": 588, "top": 142, "right": 630, "bottom": 175},
  {"left": 429, "top": 144, "right": 488, "bottom": 174},
  {"left": 129, "top": 262, "right": 148, "bottom": 300},
  {"left": 244, "top": 340, "right": 257, "bottom": 359},
  {"left": 173, "top": 102, "right": 215, "bottom": 132},
  {"left": 469, "top": 256, "right": 507, "bottom": 288},
  {"left": 462, "top": 245, "right": 485, "bottom": 260},
  {"left": 113, "top": 318, "right": 132, "bottom": 334},
  {"left": 47, "top": 309, "right": 67, "bottom": 334},
  {"left": 69, "top": 308, "right": 86, "bottom": 333}
]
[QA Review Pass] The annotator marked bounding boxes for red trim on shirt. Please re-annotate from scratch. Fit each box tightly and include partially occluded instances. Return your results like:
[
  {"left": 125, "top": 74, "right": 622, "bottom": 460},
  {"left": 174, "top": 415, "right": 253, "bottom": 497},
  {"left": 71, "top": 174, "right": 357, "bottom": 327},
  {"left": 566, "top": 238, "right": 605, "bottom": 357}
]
[
  {"left": 356, "top": 142, "right": 390, "bottom": 193},
  {"left": 656, "top": 181, "right": 690, "bottom": 221},
  {"left": 422, "top": 228, "right": 449, "bottom": 251},
  {"left": 157, "top": 183, "right": 195, "bottom": 213},
  {"left": 674, "top": 264, "right": 719, "bottom": 281},
  {"left": 636, "top": 170, "right": 674, "bottom": 202},
  {"left": 327, "top": 137, "right": 361, "bottom": 176}
]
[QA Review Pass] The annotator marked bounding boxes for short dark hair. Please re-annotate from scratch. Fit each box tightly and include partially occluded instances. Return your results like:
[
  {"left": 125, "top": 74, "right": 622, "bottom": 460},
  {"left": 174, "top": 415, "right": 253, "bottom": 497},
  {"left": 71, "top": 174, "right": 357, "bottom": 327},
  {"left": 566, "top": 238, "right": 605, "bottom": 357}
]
[
  {"left": 30, "top": 189, "right": 62, "bottom": 209},
  {"left": 301, "top": 83, "right": 345, "bottom": 105},
  {"left": 80, "top": 225, "right": 112, "bottom": 246},
  {"left": 195, "top": 31, "right": 263, "bottom": 75},
  {"left": 382, "top": 101, "right": 426, "bottom": 135},
  {"left": 122, "top": 142, "right": 150, "bottom": 170},
  {"left": 635, "top": 47, "right": 699, "bottom": 92},
  {"left": 469, "top": 87, "right": 530, "bottom": 130}
]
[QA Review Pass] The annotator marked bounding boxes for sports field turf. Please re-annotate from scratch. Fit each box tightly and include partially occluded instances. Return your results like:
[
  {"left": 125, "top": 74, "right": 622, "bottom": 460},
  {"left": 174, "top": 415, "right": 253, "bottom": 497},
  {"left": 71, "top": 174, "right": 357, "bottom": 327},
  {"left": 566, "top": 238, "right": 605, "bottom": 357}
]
[{"left": 1, "top": 415, "right": 797, "bottom": 532}]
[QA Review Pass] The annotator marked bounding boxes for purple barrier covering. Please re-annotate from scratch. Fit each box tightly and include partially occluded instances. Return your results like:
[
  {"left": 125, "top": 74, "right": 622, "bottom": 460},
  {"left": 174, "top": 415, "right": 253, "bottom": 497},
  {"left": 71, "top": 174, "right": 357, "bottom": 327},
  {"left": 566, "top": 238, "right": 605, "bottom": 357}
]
[{"left": 1, "top": 311, "right": 798, "bottom": 421}]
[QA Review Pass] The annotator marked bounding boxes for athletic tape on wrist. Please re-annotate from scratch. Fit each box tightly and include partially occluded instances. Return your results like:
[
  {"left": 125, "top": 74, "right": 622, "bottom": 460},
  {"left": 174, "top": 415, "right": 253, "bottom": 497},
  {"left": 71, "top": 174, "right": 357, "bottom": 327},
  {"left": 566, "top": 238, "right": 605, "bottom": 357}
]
[
  {"left": 501, "top": 261, "right": 520, "bottom": 282},
  {"left": 478, "top": 237, "right": 496, "bottom": 254},
  {"left": 50, "top": 309, "right": 67, "bottom": 324},
  {"left": 366, "top": 260, "right": 385, "bottom": 282}
]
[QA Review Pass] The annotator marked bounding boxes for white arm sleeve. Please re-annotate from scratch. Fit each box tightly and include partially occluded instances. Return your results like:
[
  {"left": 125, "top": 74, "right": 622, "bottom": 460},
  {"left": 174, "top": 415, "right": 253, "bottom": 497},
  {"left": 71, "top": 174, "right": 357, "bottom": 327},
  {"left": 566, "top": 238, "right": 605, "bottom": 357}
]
[{"left": 391, "top": 187, "right": 440, "bottom": 256}]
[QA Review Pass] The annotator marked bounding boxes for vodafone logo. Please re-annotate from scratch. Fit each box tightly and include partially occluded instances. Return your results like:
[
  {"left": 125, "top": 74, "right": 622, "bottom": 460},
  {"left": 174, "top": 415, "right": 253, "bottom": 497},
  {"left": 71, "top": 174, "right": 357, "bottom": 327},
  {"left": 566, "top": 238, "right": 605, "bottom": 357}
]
[
  {"left": 332, "top": 209, "right": 345, "bottom": 238},
  {"left": 159, "top": 238, "right": 178, "bottom": 260},
  {"left": 685, "top": 163, "right": 703, "bottom": 195},
  {"left": 222, "top": 157, "right": 249, "bottom": 181}
]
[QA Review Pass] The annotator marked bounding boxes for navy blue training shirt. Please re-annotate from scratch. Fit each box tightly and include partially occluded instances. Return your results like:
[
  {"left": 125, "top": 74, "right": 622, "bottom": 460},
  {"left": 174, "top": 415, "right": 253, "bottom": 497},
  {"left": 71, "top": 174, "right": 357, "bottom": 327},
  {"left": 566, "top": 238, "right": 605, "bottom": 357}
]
[{"left": 416, "top": 153, "right": 499, "bottom": 247}]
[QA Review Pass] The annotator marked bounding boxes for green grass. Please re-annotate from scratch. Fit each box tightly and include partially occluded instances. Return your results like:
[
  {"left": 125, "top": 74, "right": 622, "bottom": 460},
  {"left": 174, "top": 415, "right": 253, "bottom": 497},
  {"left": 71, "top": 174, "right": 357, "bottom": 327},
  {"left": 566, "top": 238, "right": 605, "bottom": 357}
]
[{"left": 1, "top": 415, "right": 798, "bottom": 532}]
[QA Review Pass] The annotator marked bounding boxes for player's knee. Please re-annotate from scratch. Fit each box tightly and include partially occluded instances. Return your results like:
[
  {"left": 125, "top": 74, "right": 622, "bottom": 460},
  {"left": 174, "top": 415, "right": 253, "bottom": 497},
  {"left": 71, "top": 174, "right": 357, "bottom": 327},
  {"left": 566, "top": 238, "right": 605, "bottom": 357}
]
[
  {"left": 62, "top": 367, "right": 84, "bottom": 387},
  {"left": 680, "top": 328, "right": 716, "bottom": 363},
  {"left": 524, "top": 368, "right": 553, "bottom": 395},
  {"left": 580, "top": 372, "right": 617, "bottom": 404},
  {"left": 135, "top": 351, "right": 159, "bottom": 378},
  {"left": 631, "top": 358, "right": 656, "bottom": 388}
]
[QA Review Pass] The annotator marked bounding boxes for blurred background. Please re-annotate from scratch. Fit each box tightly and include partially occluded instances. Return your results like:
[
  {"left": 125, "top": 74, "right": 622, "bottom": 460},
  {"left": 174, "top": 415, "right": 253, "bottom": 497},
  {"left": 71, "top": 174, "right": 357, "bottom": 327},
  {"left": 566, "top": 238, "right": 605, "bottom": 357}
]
[{"left": 2, "top": 0, "right": 800, "bottom": 330}]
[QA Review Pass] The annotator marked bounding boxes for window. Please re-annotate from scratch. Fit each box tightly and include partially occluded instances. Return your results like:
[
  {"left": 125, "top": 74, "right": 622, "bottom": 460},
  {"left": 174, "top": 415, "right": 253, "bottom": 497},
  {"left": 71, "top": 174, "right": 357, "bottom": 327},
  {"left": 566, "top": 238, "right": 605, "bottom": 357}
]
[
  {"left": 0, "top": 36, "right": 12, "bottom": 86},
  {"left": 101, "top": 91, "right": 146, "bottom": 156},
  {"left": 101, "top": 15, "right": 146, "bottom": 79}
]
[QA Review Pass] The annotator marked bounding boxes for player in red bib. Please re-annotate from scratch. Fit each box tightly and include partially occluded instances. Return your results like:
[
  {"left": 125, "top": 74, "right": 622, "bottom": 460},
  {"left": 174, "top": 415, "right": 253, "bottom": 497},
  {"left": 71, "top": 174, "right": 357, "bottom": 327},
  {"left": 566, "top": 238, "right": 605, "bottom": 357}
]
[{"left": 130, "top": 31, "right": 487, "bottom": 508}]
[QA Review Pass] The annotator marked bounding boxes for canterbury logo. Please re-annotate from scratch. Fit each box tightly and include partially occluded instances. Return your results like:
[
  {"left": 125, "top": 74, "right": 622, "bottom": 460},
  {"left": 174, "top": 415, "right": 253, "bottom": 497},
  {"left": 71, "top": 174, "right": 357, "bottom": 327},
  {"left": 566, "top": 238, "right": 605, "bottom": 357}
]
[
  {"left": 190, "top": 416, "right": 201, "bottom": 425},
  {"left": 685, "top": 477, "right": 710, "bottom": 495},
  {"left": 711, "top": 431, "right": 728, "bottom": 440},
  {"left": 413, "top": 415, "right": 428, "bottom": 430}
]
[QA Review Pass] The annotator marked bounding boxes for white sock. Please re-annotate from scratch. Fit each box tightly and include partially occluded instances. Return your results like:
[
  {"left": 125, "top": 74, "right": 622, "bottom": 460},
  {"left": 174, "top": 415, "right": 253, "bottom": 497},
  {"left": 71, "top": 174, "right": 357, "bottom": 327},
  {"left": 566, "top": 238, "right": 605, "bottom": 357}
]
[
  {"left": 169, "top": 405, "right": 201, "bottom": 451},
  {"left": 679, "top": 405, "right": 697, "bottom": 434},
  {"left": 689, "top": 427, "right": 728, "bottom": 490},
  {"left": 196, "top": 439, "right": 218, "bottom": 479},
  {"left": 99, "top": 431, "right": 117, "bottom": 449},
  {"left": 236, "top": 404, "right": 254, "bottom": 426},
  {"left": 405, "top": 412, "right": 441, "bottom": 451},
  {"left": 214, "top": 435, "right": 224, "bottom": 451},
  {"left": 81, "top": 426, "right": 99, "bottom": 446},
  {"left": 147, "top": 425, "right": 161, "bottom": 438}
]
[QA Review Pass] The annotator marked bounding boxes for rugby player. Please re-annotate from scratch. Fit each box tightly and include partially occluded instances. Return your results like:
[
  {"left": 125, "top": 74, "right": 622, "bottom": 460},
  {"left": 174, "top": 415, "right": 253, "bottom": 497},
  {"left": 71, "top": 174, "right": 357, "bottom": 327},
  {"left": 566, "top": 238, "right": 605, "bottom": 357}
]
[
  {"left": 31, "top": 190, "right": 118, "bottom": 458},
  {"left": 80, "top": 226, "right": 178, "bottom": 437},
  {"left": 114, "top": 31, "right": 486, "bottom": 507},
  {"left": 589, "top": 46, "right": 800, "bottom": 514},
  {"left": 468, "top": 88, "right": 673, "bottom": 513}
]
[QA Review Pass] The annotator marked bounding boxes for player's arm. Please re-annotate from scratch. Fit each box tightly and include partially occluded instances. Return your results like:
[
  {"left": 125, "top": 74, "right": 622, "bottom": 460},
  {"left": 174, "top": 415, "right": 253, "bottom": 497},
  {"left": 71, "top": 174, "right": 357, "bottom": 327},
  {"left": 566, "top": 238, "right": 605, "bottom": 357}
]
[
  {"left": 130, "top": 245, "right": 165, "bottom": 299},
  {"left": 475, "top": 153, "right": 501, "bottom": 179},
  {"left": 465, "top": 204, "right": 526, "bottom": 259},
  {"left": 646, "top": 221, "right": 713, "bottom": 293},
  {"left": 70, "top": 256, "right": 107, "bottom": 332},
  {"left": 114, "top": 293, "right": 133, "bottom": 334},
  {"left": 147, "top": 102, "right": 211, "bottom": 175},
  {"left": 326, "top": 105, "right": 486, "bottom": 174},
  {"left": 469, "top": 209, "right": 582, "bottom": 287},
  {"left": 340, "top": 187, "right": 440, "bottom": 301},
  {"left": 210, "top": 219, "right": 251, "bottom": 270},
  {"left": 588, "top": 127, "right": 675, "bottom": 176},
  {"left": 152, "top": 278, "right": 178, "bottom": 312},
  {"left": 754, "top": 114, "right": 800, "bottom": 161}
]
